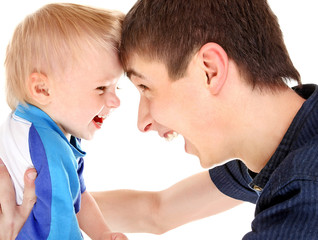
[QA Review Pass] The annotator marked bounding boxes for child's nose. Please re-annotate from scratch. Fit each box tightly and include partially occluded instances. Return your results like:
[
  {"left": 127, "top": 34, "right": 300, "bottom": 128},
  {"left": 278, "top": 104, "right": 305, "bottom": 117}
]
[{"left": 105, "top": 92, "right": 120, "bottom": 109}]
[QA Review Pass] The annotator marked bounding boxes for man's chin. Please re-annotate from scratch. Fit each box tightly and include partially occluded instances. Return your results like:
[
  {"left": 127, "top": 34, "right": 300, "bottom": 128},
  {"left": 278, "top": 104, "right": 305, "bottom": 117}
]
[
  {"left": 199, "top": 159, "right": 213, "bottom": 169},
  {"left": 184, "top": 141, "right": 199, "bottom": 156}
]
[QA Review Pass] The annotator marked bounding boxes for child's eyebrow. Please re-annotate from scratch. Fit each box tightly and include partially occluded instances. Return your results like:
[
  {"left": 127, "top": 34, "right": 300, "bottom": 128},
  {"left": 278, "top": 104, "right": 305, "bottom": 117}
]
[{"left": 97, "top": 75, "right": 119, "bottom": 84}]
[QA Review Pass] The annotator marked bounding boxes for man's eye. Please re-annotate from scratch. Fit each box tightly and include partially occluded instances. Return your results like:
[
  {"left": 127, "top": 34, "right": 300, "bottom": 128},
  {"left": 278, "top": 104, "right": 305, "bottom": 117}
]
[{"left": 138, "top": 84, "right": 148, "bottom": 92}]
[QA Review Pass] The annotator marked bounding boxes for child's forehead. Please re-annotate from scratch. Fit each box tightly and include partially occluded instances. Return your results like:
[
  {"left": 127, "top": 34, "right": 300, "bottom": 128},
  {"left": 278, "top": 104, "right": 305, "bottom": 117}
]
[{"left": 55, "top": 47, "right": 123, "bottom": 80}]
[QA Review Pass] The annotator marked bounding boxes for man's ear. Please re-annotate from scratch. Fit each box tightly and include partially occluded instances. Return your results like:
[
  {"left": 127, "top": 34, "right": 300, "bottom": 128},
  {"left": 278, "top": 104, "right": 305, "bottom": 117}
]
[
  {"left": 27, "top": 72, "right": 52, "bottom": 105},
  {"left": 198, "top": 43, "right": 228, "bottom": 95}
]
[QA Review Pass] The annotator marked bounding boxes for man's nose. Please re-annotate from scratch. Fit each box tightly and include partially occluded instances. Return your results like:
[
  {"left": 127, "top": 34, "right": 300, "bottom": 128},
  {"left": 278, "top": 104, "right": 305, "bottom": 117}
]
[{"left": 137, "top": 97, "right": 153, "bottom": 132}]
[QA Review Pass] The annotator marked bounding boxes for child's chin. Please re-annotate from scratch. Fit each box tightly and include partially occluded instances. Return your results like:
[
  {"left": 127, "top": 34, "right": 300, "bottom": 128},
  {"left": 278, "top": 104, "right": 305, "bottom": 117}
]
[
  {"left": 81, "top": 132, "right": 95, "bottom": 141},
  {"left": 83, "top": 135, "right": 94, "bottom": 141}
]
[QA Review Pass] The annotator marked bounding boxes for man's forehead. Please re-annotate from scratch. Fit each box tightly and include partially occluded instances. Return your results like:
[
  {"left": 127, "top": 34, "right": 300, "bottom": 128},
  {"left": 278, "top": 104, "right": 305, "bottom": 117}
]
[
  {"left": 125, "top": 55, "right": 151, "bottom": 80},
  {"left": 127, "top": 54, "right": 165, "bottom": 71},
  {"left": 126, "top": 68, "right": 145, "bottom": 80}
]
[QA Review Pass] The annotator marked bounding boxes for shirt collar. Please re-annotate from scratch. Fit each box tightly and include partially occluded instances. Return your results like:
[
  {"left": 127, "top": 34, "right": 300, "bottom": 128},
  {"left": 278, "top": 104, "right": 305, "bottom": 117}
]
[
  {"left": 14, "top": 103, "right": 86, "bottom": 159},
  {"left": 250, "top": 84, "right": 318, "bottom": 191}
]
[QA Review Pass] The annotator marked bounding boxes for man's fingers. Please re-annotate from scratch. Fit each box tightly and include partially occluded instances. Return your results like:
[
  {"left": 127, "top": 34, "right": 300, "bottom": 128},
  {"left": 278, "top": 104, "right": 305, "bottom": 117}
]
[
  {"left": 0, "top": 158, "right": 16, "bottom": 216},
  {"left": 0, "top": 158, "right": 10, "bottom": 178},
  {"left": 0, "top": 159, "right": 36, "bottom": 239},
  {"left": 19, "top": 168, "right": 37, "bottom": 218},
  {"left": 24, "top": 168, "right": 37, "bottom": 188}
]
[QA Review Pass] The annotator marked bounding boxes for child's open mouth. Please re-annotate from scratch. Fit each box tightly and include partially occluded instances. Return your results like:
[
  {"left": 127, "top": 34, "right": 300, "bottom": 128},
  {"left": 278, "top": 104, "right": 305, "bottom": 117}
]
[{"left": 93, "top": 115, "right": 104, "bottom": 129}]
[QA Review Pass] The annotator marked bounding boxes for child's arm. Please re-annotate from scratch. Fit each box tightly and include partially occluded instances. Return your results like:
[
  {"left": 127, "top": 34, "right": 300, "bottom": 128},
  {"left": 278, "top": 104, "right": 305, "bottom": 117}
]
[{"left": 77, "top": 191, "right": 128, "bottom": 240}]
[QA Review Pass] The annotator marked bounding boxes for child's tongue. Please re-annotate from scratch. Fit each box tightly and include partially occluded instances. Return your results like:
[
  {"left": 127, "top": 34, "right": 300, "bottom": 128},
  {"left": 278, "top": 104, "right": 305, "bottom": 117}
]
[{"left": 93, "top": 116, "right": 103, "bottom": 124}]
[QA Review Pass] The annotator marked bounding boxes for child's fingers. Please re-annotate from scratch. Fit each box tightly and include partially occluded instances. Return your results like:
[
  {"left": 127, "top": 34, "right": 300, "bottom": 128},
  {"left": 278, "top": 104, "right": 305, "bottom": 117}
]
[{"left": 112, "top": 233, "right": 129, "bottom": 240}]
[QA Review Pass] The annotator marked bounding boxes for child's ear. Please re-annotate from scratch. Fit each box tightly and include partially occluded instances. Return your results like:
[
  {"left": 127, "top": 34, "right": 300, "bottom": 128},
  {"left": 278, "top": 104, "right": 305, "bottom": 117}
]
[
  {"left": 27, "top": 72, "right": 52, "bottom": 105},
  {"left": 198, "top": 43, "right": 229, "bottom": 95}
]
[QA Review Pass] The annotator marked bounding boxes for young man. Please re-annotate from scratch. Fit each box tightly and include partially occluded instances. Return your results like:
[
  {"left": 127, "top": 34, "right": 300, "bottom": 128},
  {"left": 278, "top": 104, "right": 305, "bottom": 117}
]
[{"left": 1, "top": 0, "right": 318, "bottom": 239}]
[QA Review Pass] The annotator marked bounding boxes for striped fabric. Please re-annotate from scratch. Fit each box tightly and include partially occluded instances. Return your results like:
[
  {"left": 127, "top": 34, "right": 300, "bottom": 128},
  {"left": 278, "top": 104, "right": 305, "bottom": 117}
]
[{"left": 210, "top": 84, "right": 318, "bottom": 239}]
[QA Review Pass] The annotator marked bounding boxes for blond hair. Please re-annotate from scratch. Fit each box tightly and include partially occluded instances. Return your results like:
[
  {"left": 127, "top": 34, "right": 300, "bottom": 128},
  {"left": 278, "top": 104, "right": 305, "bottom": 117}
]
[{"left": 5, "top": 3, "right": 124, "bottom": 110}]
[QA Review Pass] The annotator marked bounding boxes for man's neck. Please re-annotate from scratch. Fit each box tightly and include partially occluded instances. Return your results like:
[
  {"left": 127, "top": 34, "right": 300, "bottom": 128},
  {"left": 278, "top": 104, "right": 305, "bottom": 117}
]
[{"left": 238, "top": 86, "right": 305, "bottom": 172}]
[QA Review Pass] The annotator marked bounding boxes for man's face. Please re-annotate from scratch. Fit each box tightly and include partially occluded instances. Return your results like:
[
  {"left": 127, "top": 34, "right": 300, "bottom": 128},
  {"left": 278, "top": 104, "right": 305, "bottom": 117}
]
[{"left": 126, "top": 54, "right": 233, "bottom": 168}]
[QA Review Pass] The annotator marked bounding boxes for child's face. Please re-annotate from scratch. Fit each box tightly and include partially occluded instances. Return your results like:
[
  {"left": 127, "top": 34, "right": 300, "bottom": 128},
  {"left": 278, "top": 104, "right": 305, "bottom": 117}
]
[{"left": 48, "top": 48, "right": 123, "bottom": 140}]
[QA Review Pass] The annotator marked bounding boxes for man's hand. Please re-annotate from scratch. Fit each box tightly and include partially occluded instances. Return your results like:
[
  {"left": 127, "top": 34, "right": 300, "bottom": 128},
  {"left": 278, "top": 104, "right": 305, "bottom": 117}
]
[{"left": 0, "top": 158, "right": 37, "bottom": 240}]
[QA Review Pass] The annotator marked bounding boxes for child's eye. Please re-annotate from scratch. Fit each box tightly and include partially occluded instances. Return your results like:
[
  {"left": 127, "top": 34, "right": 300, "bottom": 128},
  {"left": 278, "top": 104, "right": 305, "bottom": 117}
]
[
  {"left": 96, "top": 86, "right": 107, "bottom": 94},
  {"left": 116, "top": 84, "right": 122, "bottom": 90}
]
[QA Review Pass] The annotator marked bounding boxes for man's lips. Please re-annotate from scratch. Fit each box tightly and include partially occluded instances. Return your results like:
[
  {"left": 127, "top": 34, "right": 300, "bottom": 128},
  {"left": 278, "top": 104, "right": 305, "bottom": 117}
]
[{"left": 93, "top": 115, "right": 104, "bottom": 129}]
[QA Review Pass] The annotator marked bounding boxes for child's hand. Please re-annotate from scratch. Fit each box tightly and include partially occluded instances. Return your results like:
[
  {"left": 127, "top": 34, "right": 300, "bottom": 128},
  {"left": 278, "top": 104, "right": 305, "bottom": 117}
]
[
  {"left": 101, "top": 232, "right": 128, "bottom": 240},
  {"left": 110, "top": 232, "right": 128, "bottom": 240}
]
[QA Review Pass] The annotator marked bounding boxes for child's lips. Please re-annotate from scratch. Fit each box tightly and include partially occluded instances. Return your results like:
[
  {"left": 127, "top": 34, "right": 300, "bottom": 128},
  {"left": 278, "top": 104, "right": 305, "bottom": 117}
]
[{"left": 93, "top": 115, "right": 104, "bottom": 129}]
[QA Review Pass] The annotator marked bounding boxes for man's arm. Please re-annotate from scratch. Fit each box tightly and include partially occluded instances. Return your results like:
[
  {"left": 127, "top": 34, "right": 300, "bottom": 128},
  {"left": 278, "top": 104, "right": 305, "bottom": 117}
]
[
  {"left": 0, "top": 158, "right": 37, "bottom": 240},
  {"left": 92, "top": 171, "right": 242, "bottom": 234},
  {"left": 0, "top": 162, "right": 241, "bottom": 237},
  {"left": 77, "top": 191, "right": 128, "bottom": 240}
]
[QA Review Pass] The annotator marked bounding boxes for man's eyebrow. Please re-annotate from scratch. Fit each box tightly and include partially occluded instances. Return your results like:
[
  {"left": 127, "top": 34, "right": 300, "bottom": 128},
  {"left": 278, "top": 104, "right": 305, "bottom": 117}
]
[{"left": 126, "top": 69, "right": 145, "bottom": 80}]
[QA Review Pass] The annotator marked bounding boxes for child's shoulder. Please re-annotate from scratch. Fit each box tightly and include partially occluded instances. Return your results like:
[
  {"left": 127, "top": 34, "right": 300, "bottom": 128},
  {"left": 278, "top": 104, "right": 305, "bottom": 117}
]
[{"left": 29, "top": 123, "right": 71, "bottom": 154}]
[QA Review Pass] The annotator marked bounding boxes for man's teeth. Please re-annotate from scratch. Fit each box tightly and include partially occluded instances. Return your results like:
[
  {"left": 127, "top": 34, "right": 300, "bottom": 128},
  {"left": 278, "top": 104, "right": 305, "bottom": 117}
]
[{"left": 165, "top": 132, "right": 178, "bottom": 141}]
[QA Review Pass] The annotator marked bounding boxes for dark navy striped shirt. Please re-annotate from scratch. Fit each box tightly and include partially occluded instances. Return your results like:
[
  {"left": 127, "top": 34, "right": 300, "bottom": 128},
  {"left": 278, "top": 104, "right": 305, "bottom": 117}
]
[{"left": 210, "top": 84, "right": 318, "bottom": 239}]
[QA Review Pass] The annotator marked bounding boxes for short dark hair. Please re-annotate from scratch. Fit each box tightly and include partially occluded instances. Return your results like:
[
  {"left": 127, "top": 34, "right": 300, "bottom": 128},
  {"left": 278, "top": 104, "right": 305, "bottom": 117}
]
[{"left": 120, "top": 0, "right": 301, "bottom": 90}]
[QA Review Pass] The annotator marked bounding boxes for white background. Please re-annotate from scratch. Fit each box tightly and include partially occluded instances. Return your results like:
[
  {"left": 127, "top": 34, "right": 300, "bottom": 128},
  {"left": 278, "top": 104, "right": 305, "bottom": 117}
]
[{"left": 0, "top": 1, "right": 317, "bottom": 239}]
